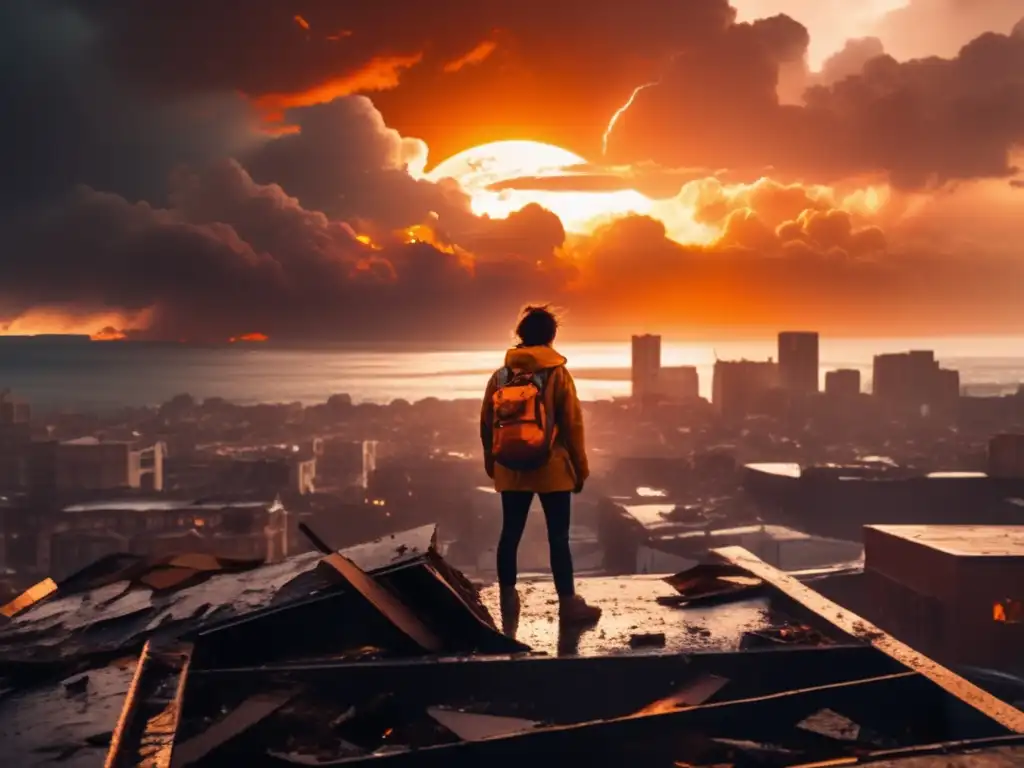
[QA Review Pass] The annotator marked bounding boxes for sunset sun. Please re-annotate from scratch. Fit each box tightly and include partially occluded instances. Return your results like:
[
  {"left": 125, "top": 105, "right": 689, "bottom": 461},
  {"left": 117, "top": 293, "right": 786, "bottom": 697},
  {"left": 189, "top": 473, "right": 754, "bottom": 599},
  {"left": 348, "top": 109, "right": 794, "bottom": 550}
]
[{"left": 426, "top": 140, "right": 653, "bottom": 233}]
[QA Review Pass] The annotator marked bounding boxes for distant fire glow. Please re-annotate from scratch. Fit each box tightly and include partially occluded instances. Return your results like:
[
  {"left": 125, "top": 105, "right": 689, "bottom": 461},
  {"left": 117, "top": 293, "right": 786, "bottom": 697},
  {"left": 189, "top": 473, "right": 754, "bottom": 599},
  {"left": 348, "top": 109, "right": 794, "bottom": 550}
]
[
  {"left": 229, "top": 333, "right": 269, "bottom": 343},
  {"left": 993, "top": 599, "right": 1022, "bottom": 623}
]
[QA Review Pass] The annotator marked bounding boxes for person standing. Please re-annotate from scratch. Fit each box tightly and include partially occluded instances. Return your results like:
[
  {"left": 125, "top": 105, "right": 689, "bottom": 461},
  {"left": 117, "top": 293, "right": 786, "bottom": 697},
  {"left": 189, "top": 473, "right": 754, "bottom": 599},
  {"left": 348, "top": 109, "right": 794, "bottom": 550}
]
[{"left": 480, "top": 305, "right": 602, "bottom": 625}]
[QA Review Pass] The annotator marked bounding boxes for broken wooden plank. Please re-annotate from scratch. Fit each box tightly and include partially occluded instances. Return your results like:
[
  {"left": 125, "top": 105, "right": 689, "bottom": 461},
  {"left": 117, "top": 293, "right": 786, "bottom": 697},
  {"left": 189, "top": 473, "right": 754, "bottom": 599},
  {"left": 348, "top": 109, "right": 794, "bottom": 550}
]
[
  {"left": 321, "top": 553, "right": 442, "bottom": 653},
  {"left": 105, "top": 640, "right": 193, "bottom": 768},
  {"left": 711, "top": 545, "right": 1024, "bottom": 734},
  {"left": 0, "top": 577, "right": 57, "bottom": 618}
]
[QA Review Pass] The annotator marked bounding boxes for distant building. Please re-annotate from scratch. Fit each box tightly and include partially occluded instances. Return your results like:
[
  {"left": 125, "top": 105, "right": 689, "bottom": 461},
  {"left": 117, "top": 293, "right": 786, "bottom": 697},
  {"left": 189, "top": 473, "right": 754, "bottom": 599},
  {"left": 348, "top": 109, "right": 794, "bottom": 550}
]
[
  {"left": 712, "top": 360, "right": 779, "bottom": 420},
  {"left": 361, "top": 440, "right": 378, "bottom": 489},
  {"left": 631, "top": 334, "right": 661, "bottom": 400},
  {"left": 655, "top": 366, "right": 699, "bottom": 401},
  {"left": 778, "top": 331, "right": 819, "bottom": 394},
  {"left": 220, "top": 456, "right": 316, "bottom": 496},
  {"left": 988, "top": 434, "right": 1024, "bottom": 478},
  {"left": 860, "top": 525, "right": 1024, "bottom": 670},
  {"left": 30, "top": 438, "right": 165, "bottom": 493},
  {"left": 0, "top": 391, "right": 31, "bottom": 490},
  {"left": 825, "top": 369, "right": 861, "bottom": 398},
  {"left": 45, "top": 497, "right": 290, "bottom": 578},
  {"left": 872, "top": 350, "right": 960, "bottom": 412},
  {"left": 0, "top": 391, "right": 30, "bottom": 425}
]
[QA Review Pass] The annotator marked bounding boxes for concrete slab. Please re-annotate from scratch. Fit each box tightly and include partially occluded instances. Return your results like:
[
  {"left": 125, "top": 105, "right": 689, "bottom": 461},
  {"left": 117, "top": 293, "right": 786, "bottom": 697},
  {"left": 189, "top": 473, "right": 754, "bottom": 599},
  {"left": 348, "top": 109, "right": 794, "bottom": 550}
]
[{"left": 478, "top": 575, "right": 776, "bottom": 657}]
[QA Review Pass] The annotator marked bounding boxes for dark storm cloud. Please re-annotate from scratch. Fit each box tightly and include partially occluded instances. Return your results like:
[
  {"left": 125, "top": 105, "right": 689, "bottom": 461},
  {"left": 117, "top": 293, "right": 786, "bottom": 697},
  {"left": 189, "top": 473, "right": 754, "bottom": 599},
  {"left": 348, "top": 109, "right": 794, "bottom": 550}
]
[
  {"left": 66, "top": 0, "right": 738, "bottom": 96},
  {"left": 0, "top": 88, "right": 574, "bottom": 342},
  {"left": 0, "top": 2, "right": 257, "bottom": 208},
  {"left": 12, "top": 0, "right": 1023, "bottom": 199},
  {"left": 1, "top": 158, "right": 555, "bottom": 342},
  {"left": 58, "top": 0, "right": 741, "bottom": 160},
  {"left": 607, "top": 23, "right": 1024, "bottom": 187},
  {"left": 5, "top": 0, "right": 1024, "bottom": 341},
  {"left": 242, "top": 97, "right": 466, "bottom": 229},
  {"left": 816, "top": 37, "right": 887, "bottom": 86}
]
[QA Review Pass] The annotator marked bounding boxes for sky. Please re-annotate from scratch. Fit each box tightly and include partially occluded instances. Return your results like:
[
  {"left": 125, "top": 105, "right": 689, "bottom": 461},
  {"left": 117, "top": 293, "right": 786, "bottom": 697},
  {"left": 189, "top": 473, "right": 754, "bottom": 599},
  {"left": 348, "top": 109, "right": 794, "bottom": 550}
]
[{"left": 1, "top": 0, "right": 1023, "bottom": 343}]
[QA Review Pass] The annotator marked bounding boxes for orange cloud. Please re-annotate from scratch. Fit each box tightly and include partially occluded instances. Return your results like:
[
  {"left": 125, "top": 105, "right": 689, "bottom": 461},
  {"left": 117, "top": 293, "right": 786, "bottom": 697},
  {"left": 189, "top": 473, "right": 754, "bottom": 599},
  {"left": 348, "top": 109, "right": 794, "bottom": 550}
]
[
  {"left": 252, "top": 54, "right": 423, "bottom": 126},
  {"left": 442, "top": 40, "right": 498, "bottom": 73}
]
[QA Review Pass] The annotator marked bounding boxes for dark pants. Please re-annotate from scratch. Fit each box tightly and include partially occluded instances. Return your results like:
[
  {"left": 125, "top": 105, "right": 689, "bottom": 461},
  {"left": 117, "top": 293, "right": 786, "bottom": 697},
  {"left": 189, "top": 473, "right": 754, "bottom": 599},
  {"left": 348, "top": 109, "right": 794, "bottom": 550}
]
[{"left": 498, "top": 491, "right": 575, "bottom": 597}]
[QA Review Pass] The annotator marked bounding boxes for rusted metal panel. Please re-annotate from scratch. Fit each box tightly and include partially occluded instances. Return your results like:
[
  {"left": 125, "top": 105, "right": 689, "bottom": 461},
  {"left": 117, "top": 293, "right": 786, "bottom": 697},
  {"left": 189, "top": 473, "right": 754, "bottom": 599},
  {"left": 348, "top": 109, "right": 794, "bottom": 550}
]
[
  {"left": 105, "top": 640, "right": 192, "bottom": 768},
  {"left": 711, "top": 545, "right": 1024, "bottom": 734}
]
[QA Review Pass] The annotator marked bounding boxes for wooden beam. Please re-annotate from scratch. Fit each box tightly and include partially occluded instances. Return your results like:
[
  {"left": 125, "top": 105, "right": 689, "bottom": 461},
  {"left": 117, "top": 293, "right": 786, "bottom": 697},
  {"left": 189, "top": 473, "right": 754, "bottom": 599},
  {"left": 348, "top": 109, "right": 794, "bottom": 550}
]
[
  {"left": 321, "top": 552, "right": 443, "bottom": 653},
  {"left": 106, "top": 640, "right": 193, "bottom": 768},
  {"left": 711, "top": 546, "right": 1024, "bottom": 734}
]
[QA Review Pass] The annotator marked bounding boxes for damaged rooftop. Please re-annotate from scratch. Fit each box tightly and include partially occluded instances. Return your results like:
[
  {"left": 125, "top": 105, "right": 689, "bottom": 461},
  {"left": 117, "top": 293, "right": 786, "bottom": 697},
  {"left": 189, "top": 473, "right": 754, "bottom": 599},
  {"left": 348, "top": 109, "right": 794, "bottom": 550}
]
[{"left": 0, "top": 524, "right": 1023, "bottom": 768}]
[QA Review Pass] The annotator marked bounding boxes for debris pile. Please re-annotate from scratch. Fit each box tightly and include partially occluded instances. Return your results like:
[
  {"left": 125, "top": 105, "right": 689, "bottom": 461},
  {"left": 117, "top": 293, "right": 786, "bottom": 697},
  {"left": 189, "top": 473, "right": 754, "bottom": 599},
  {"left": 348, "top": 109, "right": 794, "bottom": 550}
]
[{"left": 0, "top": 529, "right": 1022, "bottom": 767}]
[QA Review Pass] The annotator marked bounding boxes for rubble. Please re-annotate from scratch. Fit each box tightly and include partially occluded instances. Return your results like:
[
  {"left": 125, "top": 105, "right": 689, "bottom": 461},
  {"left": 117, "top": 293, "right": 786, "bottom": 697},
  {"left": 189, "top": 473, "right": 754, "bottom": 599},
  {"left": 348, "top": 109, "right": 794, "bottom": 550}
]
[{"left": 1, "top": 529, "right": 1023, "bottom": 767}]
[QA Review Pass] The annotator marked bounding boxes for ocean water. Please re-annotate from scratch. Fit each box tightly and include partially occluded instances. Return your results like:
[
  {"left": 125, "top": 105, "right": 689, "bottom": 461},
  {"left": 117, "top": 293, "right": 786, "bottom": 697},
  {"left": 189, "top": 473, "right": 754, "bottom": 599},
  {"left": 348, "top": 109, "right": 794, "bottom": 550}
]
[{"left": 2, "top": 337, "right": 1023, "bottom": 409}]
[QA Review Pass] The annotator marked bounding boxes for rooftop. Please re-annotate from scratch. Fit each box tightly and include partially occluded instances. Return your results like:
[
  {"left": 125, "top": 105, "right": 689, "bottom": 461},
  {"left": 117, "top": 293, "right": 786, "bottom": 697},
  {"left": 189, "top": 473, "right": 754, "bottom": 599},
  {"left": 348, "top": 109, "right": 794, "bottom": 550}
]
[
  {"left": 745, "top": 461, "right": 802, "bottom": 478},
  {"left": 478, "top": 575, "right": 778, "bottom": 657},
  {"left": 60, "top": 436, "right": 134, "bottom": 446},
  {"left": 62, "top": 497, "right": 275, "bottom": 513},
  {"left": 2, "top": 526, "right": 1023, "bottom": 766},
  {"left": 866, "top": 525, "right": 1024, "bottom": 558}
]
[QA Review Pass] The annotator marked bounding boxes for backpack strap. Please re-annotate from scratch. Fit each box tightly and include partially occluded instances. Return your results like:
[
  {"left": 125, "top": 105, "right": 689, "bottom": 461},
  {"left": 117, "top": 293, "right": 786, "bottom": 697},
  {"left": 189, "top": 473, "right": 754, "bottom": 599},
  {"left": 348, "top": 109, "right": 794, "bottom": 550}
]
[{"left": 496, "top": 366, "right": 554, "bottom": 391}]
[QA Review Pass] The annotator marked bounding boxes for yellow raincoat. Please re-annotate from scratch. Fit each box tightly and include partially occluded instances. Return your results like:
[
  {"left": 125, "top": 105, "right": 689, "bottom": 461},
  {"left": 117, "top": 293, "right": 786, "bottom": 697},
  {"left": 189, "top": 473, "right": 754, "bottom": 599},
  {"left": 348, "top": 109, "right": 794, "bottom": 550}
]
[{"left": 480, "top": 345, "right": 590, "bottom": 493}]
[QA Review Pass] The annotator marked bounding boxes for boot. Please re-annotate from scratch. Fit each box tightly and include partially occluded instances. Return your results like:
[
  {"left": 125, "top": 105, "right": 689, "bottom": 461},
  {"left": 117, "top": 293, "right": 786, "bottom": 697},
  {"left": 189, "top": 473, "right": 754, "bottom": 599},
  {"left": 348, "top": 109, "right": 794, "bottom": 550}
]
[
  {"left": 559, "top": 594, "right": 601, "bottom": 625},
  {"left": 499, "top": 587, "right": 521, "bottom": 636}
]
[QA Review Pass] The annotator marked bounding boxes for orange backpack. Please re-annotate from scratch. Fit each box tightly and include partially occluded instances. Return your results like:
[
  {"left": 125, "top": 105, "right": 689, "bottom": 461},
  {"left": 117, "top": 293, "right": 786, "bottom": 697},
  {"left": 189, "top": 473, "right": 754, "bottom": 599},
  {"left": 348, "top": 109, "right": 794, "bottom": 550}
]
[{"left": 491, "top": 366, "right": 557, "bottom": 471}]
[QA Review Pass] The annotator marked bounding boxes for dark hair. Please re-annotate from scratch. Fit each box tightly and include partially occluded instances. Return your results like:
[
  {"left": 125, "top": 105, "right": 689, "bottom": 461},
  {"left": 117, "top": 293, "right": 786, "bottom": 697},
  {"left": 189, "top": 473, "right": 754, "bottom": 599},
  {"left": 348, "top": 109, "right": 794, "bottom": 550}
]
[{"left": 515, "top": 304, "right": 559, "bottom": 347}]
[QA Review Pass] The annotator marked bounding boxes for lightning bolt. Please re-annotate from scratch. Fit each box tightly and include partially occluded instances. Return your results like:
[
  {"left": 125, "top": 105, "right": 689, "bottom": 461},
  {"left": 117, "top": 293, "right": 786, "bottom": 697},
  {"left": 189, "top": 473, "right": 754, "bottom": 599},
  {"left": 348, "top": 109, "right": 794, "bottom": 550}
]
[{"left": 602, "top": 82, "right": 655, "bottom": 157}]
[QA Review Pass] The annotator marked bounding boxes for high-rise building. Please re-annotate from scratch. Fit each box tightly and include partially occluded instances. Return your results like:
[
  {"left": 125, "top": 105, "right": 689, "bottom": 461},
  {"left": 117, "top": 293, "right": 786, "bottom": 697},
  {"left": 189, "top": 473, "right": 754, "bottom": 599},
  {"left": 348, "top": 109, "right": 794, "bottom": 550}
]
[
  {"left": 631, "top": 334, "right": 661, "bottom": 400},
  {"left": 655, "top": 366, "right": 699, "bottom": 401},
  {"left": 0, "top": 391, "right": 31, "bottom": 490},
  {"left": 712, "top": 360, "right": 779, "bottom": 420},
  {"left": 988, "top": 434, "right": 1024, "bottom": 478},
  {"left": 825, "top": 369, "right": 861, "bottom": 398},
  {"left": 872, "top": 350, "right": 960, "bottom": 412},
  {"left": 778, "top": 331, "right": 819, "bottom": 394}
]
